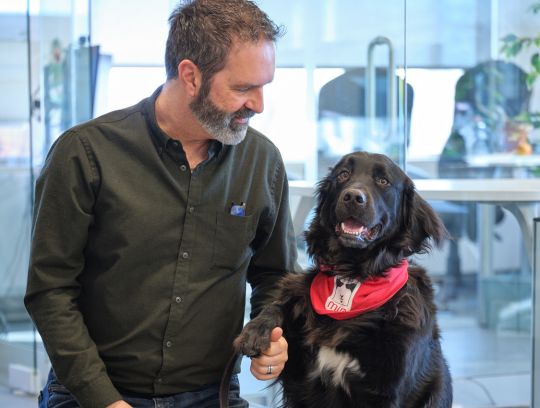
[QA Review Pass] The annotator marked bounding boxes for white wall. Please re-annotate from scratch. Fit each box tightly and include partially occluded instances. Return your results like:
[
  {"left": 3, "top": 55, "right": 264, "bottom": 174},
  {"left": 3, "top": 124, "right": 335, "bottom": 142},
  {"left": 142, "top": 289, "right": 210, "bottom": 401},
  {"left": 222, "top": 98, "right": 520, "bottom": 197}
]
[
  {"left": 0, "top": 42, "right": 29, "bottom": 122},
  {"left": 90, "top": 0, "right": 170, "bottom": 66}
]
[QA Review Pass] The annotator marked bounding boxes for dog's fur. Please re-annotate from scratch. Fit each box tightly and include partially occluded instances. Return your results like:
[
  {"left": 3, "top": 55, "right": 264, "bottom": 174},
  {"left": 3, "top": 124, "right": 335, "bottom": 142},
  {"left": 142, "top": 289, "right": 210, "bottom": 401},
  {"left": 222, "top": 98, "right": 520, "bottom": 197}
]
[{"left": 234, "top": 151, "right": 452, "bottom": 408}]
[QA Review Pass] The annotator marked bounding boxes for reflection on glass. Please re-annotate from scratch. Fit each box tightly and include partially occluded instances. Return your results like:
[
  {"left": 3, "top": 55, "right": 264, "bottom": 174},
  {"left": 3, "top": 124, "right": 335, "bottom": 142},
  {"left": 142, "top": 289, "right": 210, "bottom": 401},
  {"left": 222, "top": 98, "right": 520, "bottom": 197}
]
[
  {"left": 0, "top": 1, "right": 39, "bottom": 394},
  {"left": 0, "top": 0, "right": 92, "bottom": 396},
  {"left": 439, "top": 60, "right": 533, "bottom": 180}
]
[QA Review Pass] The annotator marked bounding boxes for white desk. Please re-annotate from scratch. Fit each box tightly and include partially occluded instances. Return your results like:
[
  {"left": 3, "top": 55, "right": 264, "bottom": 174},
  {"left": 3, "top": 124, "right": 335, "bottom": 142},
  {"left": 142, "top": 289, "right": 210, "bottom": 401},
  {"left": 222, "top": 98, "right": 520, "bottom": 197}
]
[
  {"left": 466, "top": 154, "right": 540, "bottom": 178},
  {"left": 467, "top": 153, "right": 540, "bottom": 168}
]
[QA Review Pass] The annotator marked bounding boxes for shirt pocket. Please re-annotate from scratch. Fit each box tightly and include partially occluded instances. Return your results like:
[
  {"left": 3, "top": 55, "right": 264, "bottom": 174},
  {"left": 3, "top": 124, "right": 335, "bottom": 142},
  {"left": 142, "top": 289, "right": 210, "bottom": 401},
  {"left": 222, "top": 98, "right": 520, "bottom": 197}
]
[{"left": 213, "top": 211, "right": 255, "bottom": 270}]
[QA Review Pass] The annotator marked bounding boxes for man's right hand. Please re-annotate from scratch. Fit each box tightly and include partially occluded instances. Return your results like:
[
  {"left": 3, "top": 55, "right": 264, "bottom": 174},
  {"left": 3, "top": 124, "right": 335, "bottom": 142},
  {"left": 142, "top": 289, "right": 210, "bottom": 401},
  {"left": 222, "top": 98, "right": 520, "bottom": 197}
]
[{"left": 106, "top": 401, "right": 133, "bottom": 408}]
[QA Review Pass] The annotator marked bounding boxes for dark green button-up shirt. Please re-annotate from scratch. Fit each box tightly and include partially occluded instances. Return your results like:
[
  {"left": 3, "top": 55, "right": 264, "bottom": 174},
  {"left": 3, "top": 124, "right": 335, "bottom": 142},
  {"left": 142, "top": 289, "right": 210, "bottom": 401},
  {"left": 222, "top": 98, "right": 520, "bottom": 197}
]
[{"left": 24, "top": 87, "right": 297, "bottom": 408}]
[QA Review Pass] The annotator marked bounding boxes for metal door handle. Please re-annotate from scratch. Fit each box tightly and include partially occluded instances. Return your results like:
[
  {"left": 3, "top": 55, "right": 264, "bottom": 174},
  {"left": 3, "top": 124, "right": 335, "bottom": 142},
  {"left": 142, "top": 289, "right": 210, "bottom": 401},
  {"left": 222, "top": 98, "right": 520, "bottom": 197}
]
[{"left": 366, "top": 36, "right": 396, "bottom": 139}]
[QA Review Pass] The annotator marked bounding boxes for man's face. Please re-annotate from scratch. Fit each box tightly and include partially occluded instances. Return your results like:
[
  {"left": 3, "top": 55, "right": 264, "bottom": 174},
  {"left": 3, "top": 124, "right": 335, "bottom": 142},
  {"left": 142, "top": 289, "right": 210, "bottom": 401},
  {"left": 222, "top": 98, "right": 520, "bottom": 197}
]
[
  {"left": 189, "top": 40, "right": 276, "bottom": 145},
  {"left": 189, "top": 80, "right": 255, "bottom": 145}
]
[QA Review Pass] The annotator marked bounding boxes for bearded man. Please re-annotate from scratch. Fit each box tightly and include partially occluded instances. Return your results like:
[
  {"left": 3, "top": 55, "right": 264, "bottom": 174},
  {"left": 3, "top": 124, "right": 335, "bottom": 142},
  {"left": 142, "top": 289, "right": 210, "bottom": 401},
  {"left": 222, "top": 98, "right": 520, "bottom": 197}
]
[{"left": 25, "top": 1, "right": 296, "bottom": 407}]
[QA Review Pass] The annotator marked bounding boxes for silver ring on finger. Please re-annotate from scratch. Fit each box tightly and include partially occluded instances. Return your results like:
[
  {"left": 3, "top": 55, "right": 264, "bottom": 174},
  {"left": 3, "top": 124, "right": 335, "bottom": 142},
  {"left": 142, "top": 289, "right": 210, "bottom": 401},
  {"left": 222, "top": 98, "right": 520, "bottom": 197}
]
[{"left": 266, "top": 365, "right": 273, "bottom": 375}]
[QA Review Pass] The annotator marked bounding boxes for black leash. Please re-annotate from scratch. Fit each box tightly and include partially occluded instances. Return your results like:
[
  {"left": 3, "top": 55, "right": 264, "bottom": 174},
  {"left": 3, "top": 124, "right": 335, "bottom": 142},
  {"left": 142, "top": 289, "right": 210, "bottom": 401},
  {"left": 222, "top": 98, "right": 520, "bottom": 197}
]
[{"left": 219, "top": 352, "right": 240, "bottom": 408}]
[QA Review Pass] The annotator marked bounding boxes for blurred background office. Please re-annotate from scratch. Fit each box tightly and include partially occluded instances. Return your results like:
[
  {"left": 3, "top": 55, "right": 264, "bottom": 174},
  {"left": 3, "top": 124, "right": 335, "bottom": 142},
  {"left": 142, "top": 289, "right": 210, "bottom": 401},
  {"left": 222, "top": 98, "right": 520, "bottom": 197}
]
[{"left": 2, "top": 0, "right": 540, "bottom": 406}]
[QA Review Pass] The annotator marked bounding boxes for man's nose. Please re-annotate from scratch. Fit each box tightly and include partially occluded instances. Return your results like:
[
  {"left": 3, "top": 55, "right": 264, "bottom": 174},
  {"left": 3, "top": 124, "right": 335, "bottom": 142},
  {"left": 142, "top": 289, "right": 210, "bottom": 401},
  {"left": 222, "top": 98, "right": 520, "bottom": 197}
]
[{"left": 245, "top": 87, "right": 264, "bottom": 114}]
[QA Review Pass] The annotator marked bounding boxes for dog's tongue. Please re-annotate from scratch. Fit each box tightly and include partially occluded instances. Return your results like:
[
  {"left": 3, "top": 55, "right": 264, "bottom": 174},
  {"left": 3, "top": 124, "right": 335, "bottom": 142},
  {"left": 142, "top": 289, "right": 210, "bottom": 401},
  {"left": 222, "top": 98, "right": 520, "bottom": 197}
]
[{"left": 341, "top": 219, "right": 366, "bottom": 235}]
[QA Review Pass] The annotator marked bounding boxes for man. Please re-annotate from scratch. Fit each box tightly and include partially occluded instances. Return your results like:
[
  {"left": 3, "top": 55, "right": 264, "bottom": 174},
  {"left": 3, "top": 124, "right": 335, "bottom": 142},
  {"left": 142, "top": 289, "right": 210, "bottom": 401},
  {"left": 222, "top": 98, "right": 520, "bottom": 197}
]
[{"left": 24, "top": 1, "right": 297, "bottom": 407}]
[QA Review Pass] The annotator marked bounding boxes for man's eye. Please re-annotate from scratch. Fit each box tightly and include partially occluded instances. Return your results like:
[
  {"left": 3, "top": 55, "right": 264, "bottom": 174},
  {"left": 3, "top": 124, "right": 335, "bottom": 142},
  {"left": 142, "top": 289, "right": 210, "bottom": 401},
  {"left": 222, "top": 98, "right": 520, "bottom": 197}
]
[
  {"left": 376, "top": 177, "right": 390, "bottom": 186},
  {"left": 235, "top": 86, "right": 251, "bottom": 93},
  {"left": 337, "top": 170, "right": 350, "bottom": 182}
]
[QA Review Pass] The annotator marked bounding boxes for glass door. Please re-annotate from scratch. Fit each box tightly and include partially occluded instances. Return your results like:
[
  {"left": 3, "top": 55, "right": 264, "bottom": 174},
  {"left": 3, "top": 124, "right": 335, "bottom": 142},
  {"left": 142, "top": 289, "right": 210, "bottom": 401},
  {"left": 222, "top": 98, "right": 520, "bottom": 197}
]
[
  {"left": 406, "top": 2, "right": 538, "bottom": 407},
  {"left": 250, "top": 1, "right": 535, "bottom": 407},
  {"left": 0, "top": 0, "right": 35, "bottom": 389},
  {"left": 0, "top": 0, "right": 91, "bottom": 394},
  {"left": 29, "top": 0, "right": 93, "bottom": 166},
  {"left": 251, "top": 0, "right": 409, "bottom": 183},
  {"left": 241, "top": 1, "right": 408, "bottom": 405}
]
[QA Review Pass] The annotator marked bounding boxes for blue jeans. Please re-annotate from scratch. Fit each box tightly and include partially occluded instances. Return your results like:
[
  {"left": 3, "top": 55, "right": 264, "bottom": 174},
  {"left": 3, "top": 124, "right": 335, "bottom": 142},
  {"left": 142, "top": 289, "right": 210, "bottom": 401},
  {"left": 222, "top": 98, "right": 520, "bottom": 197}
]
[{"left": 39, "top": 369, "right": 248, "bottom": 408}]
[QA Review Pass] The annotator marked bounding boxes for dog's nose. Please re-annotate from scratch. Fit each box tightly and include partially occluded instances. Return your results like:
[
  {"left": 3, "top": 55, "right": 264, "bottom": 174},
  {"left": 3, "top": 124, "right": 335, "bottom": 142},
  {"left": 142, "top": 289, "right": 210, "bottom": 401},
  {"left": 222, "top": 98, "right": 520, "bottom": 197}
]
[{"left": 342, "top": 188, "right": 367, "bottom": 206}]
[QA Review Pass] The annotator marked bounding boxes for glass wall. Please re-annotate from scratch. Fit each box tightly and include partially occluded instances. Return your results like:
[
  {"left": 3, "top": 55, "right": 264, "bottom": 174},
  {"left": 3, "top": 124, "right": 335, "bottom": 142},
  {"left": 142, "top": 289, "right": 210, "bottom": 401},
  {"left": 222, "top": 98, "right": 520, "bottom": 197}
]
[
  {"left": 0, "top": 0, "right": 35, "bottom": 388},
  {"left": 408, "top": 2, "right": 539, "bottom": 407},
  {"left": 1, "top": 0, "right": 540, "bottom": 406},
  {"left": 253, "top": 1, "right": 539, "bottom": 407},
  {"left": 0, "top": 0, "right": 92, "bottom": 394}
]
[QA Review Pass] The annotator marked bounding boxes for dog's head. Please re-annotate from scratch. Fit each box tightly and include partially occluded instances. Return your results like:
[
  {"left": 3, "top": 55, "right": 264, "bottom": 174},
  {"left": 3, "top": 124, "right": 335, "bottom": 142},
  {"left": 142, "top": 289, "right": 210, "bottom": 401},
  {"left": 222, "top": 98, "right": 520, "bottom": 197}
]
[{"left": 305, "top": 151, "right": 447, "bottom": 274}]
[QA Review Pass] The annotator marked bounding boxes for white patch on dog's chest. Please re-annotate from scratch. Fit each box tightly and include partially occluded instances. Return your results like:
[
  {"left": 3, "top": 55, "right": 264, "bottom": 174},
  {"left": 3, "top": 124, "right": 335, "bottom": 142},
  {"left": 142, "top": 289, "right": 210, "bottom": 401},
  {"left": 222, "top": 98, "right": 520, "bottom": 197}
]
[{"left": 309, "top": 346, "right": 364, "bottom": 394}]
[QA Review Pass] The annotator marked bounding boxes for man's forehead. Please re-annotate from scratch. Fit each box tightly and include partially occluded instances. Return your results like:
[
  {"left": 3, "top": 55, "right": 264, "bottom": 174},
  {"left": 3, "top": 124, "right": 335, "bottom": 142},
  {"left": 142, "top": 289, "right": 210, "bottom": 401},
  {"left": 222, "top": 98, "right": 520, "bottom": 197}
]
[{"left": 218, "top": 40, "right": 276, "bottom": 85}]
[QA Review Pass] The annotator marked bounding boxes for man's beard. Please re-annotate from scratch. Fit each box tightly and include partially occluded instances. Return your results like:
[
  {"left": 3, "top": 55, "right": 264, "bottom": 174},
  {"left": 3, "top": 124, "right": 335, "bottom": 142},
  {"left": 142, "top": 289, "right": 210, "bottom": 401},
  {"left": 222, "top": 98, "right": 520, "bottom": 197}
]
[{"left": 189, "top": 82, "right": 255, "bottom": 145}]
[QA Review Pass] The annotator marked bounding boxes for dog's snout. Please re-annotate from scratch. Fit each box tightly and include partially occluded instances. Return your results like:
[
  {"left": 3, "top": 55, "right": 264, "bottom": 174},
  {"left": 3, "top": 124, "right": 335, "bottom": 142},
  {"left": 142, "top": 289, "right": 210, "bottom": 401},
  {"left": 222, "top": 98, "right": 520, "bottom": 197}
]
[{"left": 342, "top": 188, "right": 367, "bottom": 206}]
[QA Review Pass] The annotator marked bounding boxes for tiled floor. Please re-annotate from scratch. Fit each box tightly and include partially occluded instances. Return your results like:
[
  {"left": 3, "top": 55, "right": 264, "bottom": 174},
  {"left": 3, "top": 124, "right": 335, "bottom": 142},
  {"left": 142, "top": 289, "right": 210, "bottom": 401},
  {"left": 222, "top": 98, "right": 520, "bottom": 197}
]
[
  {"left": 0, "top": 387, "right": 36, "bottom": 408},
  {"left": 236, "top": 363, "right": 531, "bottom": 408}
]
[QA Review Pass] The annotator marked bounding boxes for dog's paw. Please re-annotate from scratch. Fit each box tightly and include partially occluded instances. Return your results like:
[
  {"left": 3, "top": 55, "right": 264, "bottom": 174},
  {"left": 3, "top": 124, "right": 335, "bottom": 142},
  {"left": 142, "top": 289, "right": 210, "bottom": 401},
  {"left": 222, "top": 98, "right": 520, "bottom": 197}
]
[{"left": 233, "top": 318, "right": 274, "bottom": 358}]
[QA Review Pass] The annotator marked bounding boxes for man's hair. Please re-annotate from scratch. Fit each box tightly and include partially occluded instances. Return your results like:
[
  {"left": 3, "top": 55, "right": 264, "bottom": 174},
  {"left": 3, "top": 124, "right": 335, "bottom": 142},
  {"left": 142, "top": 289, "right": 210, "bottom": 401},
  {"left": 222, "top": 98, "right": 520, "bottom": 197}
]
[{"left": 165, "top": 0, "right": 285, "bottom": 81}]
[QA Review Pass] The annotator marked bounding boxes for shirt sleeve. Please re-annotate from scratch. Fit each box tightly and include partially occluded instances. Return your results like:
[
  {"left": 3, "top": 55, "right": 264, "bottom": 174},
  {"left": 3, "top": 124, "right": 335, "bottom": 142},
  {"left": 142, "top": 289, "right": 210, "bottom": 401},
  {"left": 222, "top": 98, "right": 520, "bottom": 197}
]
[
  {"left": 247, "top": 158, "right": 299, "bottom": 318},
  {"left": 24, "top": 131, "right": 123, "bottom": 408}
]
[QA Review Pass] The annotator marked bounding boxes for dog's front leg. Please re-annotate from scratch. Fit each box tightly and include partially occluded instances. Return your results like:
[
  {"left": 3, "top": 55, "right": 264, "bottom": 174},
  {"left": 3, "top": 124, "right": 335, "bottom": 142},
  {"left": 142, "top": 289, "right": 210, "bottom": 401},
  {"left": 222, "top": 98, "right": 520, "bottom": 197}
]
[{"left": 234, "top": 303, "right": 284, "bottom": 358}]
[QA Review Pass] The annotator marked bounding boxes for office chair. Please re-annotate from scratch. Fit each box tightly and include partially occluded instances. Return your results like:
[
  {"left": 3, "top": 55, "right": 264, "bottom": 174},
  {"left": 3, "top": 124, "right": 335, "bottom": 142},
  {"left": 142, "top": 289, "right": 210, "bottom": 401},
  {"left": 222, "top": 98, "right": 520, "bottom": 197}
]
[{"left": 317, "top": 67, "right": 414, "bottom": 177}]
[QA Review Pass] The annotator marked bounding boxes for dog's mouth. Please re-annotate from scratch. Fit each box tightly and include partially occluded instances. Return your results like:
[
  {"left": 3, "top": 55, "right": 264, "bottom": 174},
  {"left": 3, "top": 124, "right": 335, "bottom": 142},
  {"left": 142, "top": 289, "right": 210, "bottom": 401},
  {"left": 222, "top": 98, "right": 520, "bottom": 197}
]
[{"left": 335, "top": 218, "right": 382, "bottom": 244}]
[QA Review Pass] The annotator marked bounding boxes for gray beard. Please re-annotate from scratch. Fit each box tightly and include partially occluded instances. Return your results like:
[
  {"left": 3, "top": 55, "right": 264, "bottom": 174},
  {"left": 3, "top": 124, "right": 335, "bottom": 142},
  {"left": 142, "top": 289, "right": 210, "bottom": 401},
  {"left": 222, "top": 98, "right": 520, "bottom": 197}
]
[
  {"left": 198, "top": 117, "right": 249, "bottom": 145},
  {"left": 190, "top": 88, "right": 253, "bottom": 145}
]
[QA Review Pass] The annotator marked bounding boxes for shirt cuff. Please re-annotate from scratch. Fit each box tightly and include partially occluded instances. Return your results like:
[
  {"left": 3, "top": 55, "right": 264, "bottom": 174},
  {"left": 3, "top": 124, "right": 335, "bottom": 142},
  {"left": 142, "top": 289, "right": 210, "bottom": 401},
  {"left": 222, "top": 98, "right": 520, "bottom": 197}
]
[{"left": 71, "top": 374, "right": 123, "bottom": 408}]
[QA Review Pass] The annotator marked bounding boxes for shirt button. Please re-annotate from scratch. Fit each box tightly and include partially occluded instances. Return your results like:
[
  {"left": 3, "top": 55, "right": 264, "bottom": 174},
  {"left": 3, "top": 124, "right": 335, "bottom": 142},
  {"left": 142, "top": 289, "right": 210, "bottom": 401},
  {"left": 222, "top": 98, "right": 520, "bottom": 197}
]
[
  {"left": 175, "top": 296, "right": 182, "bottom": 303},
  {"left": 180, "top": 164, "right": 188, "bottom": 171},
  {"left": 166, "top": 341, "right": 172, "bottom": 348},
  {"left": 182, "top": 252, "right": 189, "bottom": 259},
  {"left": 188, "top": 206, "right": 194, "bottom": 213}
]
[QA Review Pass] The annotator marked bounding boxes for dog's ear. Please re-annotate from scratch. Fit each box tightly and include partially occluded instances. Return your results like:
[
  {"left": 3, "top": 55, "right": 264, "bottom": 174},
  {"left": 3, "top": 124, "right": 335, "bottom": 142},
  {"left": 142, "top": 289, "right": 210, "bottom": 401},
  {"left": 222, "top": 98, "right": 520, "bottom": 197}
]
[
  {"left": 314, "top": 175, "right": 333, "bottom": 225},
  {"left": 304, "top": 171, "right": 335, "bottom": 259},
  {"left": 400, "top": 178, "right": 448, "bottom": 256}
]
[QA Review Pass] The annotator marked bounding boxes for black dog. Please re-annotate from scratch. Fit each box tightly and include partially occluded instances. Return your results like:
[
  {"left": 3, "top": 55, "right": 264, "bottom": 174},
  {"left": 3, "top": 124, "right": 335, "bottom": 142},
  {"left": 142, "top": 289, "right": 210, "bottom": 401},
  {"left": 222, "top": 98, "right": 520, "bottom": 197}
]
[{"left": 234, "top": 151, "right": 452, "bottom": 407}]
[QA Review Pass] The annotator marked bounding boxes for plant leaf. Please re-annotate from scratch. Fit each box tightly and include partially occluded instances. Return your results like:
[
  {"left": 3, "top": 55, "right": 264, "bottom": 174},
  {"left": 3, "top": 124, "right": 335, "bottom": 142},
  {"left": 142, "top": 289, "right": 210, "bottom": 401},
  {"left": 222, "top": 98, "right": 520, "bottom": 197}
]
[
  {"left": 529, "top": 112, "right": 540, "bottom": 128},
  {"left": 533, "top": 53, "right": 540, "bottom": 72},
  {"left": 530, "top": 2, "right": 540, "bottom": 13},
  {"left": 501, "top": 34, "right": 519, "bottom": 43},
  {"left": 509, "top": 41, "right": 524, "bottom": 57},
  {"left": 526, "top": 71, "right": 538, "bottom": 88}
]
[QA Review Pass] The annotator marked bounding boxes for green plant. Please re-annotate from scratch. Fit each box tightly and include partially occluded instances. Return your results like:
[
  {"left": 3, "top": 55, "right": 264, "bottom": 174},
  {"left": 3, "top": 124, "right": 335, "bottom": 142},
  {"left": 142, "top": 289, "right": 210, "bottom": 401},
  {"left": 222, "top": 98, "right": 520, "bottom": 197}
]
[{"left": 500, "top": 1, "right": 540, "bottom": 128}]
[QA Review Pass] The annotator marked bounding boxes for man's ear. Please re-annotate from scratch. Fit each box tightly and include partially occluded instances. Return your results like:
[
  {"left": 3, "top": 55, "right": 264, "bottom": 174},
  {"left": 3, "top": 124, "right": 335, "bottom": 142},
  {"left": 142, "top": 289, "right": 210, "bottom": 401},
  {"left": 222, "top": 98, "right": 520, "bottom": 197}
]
[{"left": 178, "top": 59, "right": 202, "bottom": 97}]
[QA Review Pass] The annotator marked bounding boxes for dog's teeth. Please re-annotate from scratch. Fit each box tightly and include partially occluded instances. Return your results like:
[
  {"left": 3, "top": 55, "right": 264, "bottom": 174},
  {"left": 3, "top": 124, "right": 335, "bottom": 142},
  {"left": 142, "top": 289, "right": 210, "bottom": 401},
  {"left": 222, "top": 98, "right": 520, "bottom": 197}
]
[{"left": 341, "top": 222, "right": 366, "bottom": 236}]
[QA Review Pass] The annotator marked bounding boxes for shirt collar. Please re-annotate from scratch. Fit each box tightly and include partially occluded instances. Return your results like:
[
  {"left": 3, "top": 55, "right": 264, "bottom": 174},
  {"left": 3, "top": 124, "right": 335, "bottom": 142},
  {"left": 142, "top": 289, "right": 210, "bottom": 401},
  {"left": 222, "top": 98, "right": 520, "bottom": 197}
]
[{"left": 144, "top": 85, "right": 168, "bottom": 154}]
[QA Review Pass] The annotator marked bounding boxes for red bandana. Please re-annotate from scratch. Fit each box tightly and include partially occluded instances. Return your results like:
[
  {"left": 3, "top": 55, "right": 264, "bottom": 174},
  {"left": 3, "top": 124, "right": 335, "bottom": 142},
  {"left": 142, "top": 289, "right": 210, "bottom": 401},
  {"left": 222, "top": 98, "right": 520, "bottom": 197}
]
[{"left": 310, "top": 260, "right": 409, "bottom": 320}]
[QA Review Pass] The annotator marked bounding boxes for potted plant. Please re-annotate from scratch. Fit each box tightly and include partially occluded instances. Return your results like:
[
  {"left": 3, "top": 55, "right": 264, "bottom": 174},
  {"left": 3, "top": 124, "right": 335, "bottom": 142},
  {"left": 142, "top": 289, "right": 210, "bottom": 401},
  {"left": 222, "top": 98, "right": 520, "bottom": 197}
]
[{"left": 500, "top": 1, "right": 540, "bottom": 153}]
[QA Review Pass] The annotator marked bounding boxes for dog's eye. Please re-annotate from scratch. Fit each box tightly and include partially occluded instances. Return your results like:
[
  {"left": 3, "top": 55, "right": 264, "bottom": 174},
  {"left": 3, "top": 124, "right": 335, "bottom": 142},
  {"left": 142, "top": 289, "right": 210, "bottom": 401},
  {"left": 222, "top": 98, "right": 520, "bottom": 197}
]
[
  {"left": 337, "top": 170, "right": 350, "bottom": 182},
  {"left": 376, "top": 177, "right": 390, "bottom": 186}
]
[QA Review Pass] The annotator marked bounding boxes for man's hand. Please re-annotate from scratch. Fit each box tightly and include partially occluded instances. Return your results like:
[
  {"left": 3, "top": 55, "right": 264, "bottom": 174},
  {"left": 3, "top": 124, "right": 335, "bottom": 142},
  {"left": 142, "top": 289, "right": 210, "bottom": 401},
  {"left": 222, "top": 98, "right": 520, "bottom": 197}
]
[
  {"left": 105, "top": 401, "right": 132, "bottom": 408},
  {"left": 250, "top": 327, "right": 288, "bottom": 380}
]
